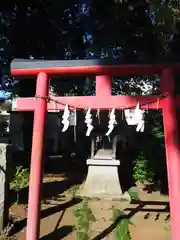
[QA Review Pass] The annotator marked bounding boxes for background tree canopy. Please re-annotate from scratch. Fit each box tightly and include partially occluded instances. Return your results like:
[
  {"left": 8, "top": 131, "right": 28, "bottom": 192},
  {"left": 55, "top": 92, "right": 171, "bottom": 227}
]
[{"left": 1, "top": 0, "right": 180, "bottom": 95}]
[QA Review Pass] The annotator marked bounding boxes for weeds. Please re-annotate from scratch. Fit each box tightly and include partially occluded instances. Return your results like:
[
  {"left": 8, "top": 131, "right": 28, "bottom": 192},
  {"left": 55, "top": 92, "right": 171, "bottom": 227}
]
[
  {"left": 111, "top": 206, "right": 132, "bottom": 240},
  {"left": 133, "top": 151, "right": 154, "bottom": 183},
  {"left": 73, "top": 200, "right": 96, "bottom": 240},
  {"left": 10, "top": 166, "right": 29, "bottom": 204},
  {"left": 128, "top": 188, "right": 140, "bottom": 201}
]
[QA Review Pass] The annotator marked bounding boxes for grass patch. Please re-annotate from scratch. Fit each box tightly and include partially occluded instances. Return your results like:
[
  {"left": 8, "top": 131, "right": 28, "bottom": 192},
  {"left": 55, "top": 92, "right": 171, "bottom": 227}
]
[
  {"left": 73, "top": 200, "right": 96, "bottom": 240},
  {"left": 111, "top": 206, "right": 132, "bottom": 240}
]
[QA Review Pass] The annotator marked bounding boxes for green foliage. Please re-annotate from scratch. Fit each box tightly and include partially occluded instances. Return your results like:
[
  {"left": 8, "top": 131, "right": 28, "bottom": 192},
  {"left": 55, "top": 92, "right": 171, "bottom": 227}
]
[
  {"left": 128, "top": 188, "right": 140, "bottom": 201},
  {"left": 133, "top": 151, "right": 154, "bottom": 183},
  {"left": 73, "top": 201, "right": 96, "bottom": 240},
  {"left": 10, "top": 166, "right": 29, "bottom": 203},
  {"left": 111, "top": 206, "right": 132, "bottom": 240},
  {"left": 152, "top": 124, "right": 163, "bottom": 136},
  {"left": 151, "top": 116, "right": 164, "bottom": 140},
  {"left": 145, "top": 113, "right": 167, "bottom": 183},
  {"left": 10, "top": 166, "right": 29, "bottom": 191}
]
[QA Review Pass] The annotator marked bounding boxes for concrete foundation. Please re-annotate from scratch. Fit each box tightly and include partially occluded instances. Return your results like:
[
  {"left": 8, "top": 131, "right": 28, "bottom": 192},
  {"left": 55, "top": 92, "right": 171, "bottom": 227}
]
[{"left": 80, "top": 159, "right": 122, "bottom": 200}]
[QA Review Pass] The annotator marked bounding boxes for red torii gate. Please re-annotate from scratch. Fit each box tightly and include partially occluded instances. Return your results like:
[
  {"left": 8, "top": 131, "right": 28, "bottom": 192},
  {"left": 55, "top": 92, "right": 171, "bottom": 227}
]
[{"left": 11, "top": 59, "right": 180, "bottom": 240}]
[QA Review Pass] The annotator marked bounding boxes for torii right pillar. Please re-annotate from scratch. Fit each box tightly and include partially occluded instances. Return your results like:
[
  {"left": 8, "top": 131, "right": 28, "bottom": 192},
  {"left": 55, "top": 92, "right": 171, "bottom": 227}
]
[{"left": 161, "top": 68, "right": 180, "bottom": 240}]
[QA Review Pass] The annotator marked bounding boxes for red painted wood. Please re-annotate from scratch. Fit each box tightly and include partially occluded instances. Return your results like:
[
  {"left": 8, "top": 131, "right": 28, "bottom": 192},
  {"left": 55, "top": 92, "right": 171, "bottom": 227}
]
[
  {"left": 14, "top": 95, "right": 167, "bottom": 111},
  {"left": 161, "top": 68, "right": 180, "bottom": 240},
  {"left": 26, "top": 72, "right": 49, "bottom": 240},
  {"left": 96, "top": 75, "right": 112, "bottom": 97},
  {"left": 11, "top": 63, "right": 180, "bottom": 77}
]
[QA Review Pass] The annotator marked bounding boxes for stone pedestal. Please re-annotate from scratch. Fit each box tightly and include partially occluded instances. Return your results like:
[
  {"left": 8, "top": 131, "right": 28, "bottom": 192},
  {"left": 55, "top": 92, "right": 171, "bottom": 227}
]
[{"left": 80, "top": 159, "right": 122, "bottom": 200}]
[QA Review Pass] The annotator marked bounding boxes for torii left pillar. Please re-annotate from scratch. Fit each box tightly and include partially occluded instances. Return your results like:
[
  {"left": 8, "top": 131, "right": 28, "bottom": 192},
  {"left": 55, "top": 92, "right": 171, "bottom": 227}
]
[{"left": 26, "top": 72, "right": 49, "bottom": 240}]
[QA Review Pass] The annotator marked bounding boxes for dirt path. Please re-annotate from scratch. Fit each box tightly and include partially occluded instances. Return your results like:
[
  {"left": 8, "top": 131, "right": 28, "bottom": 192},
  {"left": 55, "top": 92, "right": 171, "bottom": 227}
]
[{"left": 10, "top": 176, "right": 171, "bottom": 240}]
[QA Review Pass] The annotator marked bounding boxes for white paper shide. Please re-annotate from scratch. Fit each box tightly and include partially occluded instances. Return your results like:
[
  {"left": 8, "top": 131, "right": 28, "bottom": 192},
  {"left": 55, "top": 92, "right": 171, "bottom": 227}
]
[
  {"left": 61, "top": 104, "right": 70, "bottom": 132},
  {"left": 124, "top": 103, "right": 145, "bottom": 132},
  {"left": 85, "top": 108, "right": 94, "bottom": 136}
]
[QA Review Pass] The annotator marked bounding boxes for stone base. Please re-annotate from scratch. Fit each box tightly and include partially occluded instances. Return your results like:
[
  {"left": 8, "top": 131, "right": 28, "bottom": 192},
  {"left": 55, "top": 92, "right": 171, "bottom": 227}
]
[{"left": 80, "top": 159, "right": 122, "bottom": 200}]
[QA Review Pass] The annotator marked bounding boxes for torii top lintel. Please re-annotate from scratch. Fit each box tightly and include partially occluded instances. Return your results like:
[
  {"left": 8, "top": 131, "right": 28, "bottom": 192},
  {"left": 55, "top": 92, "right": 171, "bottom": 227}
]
[
  {"left": 10, "top": 59, "right": 180, "bottom": 111},
  {"left": 11, "top": 58, "right": 180, "bottom": 76}
]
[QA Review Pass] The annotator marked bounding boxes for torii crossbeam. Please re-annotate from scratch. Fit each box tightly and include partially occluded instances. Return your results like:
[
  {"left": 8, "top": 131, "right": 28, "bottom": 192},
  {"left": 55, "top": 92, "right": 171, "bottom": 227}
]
[{"left": 11, "top": 59, "right": 180, "bottom": 240}]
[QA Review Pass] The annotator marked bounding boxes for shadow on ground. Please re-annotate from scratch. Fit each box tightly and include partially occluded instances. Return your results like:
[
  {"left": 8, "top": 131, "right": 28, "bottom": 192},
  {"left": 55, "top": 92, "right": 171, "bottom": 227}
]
[
  {"left": 9, "top": 158, "right": 86, "bottom": 205},
  {"left": 40, "top": 225, "right": 74, "bottom": 240},
  {"left": 92, "top": 200, "right": 170, "bottom": 240},
  {"left": 11, "top": 198, "right": 170, "bottom": 240},
  {"left": 11, "top": 198, "right": 81, "bottom": 236}
]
